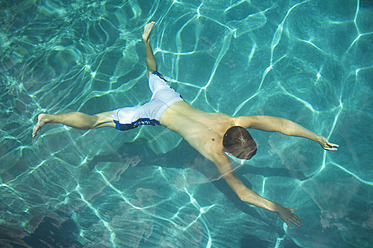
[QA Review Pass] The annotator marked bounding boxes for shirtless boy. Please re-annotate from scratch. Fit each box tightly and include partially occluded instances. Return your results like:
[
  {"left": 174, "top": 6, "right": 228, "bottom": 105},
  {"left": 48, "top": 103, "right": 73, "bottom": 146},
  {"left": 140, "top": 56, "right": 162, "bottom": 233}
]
[{"left": 33, "top": 22, "right": 338, "bottom": 229}]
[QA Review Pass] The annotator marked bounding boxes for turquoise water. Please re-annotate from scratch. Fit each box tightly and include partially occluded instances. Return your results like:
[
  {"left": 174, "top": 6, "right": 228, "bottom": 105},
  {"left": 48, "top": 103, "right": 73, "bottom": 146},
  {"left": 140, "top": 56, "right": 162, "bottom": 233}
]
[{"left": 1, "top": 0, "right": 372, "bottom": 247}]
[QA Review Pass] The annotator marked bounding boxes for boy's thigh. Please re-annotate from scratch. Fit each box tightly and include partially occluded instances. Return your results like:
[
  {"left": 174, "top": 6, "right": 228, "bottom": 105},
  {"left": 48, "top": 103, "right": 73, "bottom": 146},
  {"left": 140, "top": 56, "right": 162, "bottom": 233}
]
[{"left": 95, "top": 111, "right": 115, "bottom": 128}]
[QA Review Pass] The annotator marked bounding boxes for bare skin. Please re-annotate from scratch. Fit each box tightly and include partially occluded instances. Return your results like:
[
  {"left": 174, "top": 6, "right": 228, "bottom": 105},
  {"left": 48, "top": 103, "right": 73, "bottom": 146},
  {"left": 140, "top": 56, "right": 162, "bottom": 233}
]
[{"left": 33, "top": 22, "right": 339, "bottom": 229}]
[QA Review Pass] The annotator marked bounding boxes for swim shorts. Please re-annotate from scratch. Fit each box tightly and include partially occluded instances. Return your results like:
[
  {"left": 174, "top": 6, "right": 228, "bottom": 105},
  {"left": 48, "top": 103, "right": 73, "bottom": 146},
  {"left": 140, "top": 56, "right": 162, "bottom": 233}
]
[{"left": 112, "top": 71, "right": 183, "bottom": 131}]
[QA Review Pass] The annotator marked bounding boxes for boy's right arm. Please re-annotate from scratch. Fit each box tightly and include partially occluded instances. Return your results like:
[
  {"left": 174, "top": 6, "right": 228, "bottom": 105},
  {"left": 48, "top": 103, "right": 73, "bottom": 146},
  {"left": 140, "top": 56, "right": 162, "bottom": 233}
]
[{"left": 213, "top": 154, "right": 302, "bottom": 229}]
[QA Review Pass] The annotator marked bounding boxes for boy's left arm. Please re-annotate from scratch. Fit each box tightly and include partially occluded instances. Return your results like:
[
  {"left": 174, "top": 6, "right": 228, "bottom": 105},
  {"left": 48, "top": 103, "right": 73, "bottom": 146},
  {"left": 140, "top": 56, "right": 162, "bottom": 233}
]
[{"left": 236, "top": 115, "right": 339, "bottom": 151}]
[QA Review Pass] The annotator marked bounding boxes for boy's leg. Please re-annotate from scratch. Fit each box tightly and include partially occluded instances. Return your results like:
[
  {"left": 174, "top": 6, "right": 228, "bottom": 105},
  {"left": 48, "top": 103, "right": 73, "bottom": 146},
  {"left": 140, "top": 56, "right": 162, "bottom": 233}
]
[
  {"left": 32, "top": 23, "right": 158, "bottom": 137},
  {"left": 143, "top": 22, "right": 157, "bottom": 74},
  {"left": 32, "top": 111, "right": 115, "bottom": 137}
]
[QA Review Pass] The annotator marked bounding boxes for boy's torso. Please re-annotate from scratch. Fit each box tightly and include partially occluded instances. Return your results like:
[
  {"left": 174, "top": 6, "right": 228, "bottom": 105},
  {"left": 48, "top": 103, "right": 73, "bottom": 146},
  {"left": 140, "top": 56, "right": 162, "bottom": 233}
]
[{"left": 160, "top": 101, "right": 237, "bottom": 161}]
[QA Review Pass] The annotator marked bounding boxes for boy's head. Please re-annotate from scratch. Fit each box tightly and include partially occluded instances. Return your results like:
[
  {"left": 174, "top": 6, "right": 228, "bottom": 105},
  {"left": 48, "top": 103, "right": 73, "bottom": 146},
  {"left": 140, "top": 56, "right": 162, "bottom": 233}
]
[{"left": 223, "top": 126, "right": 257, "bottom": 160}]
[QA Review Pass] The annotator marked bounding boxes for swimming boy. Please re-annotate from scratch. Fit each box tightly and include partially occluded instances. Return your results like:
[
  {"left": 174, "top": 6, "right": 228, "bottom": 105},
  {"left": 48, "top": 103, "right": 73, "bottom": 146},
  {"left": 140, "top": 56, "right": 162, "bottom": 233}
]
[{"left": 33, "top": 22, "right": 338, "bottom": 229}]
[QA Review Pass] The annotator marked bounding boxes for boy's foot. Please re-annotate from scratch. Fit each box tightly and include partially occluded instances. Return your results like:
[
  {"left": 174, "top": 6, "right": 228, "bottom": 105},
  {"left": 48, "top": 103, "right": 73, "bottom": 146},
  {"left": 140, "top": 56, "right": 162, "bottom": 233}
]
[
  {"left": 142, "top": 22, "right": 155, "bottom": 43},
  {"left": 32, "top": 114, "right": 50, "bottom": 137}
]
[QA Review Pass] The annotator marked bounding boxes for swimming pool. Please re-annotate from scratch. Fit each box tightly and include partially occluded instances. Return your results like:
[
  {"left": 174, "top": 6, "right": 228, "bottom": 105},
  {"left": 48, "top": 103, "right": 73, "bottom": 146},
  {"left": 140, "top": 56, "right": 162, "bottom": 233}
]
[{"left": 1, "top": 0, "right": 372, "bottom": 247}]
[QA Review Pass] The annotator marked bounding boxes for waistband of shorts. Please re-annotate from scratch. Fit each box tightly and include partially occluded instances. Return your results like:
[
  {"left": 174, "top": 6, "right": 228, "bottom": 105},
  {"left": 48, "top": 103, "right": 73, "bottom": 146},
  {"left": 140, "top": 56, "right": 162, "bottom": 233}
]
[{"left": 154, "top": 97, "right": 184, "bottom": 120}]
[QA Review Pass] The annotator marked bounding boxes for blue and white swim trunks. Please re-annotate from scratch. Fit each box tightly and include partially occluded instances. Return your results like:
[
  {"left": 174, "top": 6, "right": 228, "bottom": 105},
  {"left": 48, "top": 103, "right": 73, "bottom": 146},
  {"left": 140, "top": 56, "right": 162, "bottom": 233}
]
[{"left": 112, "top": 71, "right": 183, "bottom": 131}]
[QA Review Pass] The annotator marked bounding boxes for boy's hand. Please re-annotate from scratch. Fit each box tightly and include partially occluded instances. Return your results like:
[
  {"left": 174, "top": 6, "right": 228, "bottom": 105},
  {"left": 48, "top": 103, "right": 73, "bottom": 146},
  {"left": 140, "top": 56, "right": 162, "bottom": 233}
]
[
  {"left": 276, "top": 204, "right": 302, "bottom": 229},
  {"left": 318, "top": 136, "right": 339, "bottom": 151}
]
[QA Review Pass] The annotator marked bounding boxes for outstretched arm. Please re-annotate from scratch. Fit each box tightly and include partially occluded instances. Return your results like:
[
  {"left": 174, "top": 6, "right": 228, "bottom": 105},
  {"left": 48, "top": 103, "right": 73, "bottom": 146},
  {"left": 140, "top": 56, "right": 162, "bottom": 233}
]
[
  {"left": 236, "top": 115, "right": 339, "bottom": 150},
  {"left": 213, "top": 154, "right": 302, "bottom": 229}
]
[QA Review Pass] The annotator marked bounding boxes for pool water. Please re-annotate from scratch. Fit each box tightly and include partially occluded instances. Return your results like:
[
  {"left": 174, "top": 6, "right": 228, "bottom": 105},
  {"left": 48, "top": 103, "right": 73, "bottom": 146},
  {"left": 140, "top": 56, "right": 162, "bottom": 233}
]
[{"left": 1, "top": 0, "right": 372, "bottom": 247}]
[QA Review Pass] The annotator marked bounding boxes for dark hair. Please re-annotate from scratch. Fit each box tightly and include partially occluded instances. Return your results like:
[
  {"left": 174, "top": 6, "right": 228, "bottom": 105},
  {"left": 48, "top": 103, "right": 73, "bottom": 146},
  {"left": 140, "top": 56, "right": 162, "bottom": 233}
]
[{"left": 223, "top": 126, "right": 257, "bottom": 160}]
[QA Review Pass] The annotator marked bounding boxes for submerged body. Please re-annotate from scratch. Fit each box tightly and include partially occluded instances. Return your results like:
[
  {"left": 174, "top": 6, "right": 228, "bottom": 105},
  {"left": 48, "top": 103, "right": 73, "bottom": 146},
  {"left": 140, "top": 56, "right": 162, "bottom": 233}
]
[
  {"left": 32, "top": 22, "right": 338, "bottom": 229},
  {"left": 161, "top": 101, "right": 233, "bottom": 161}
]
